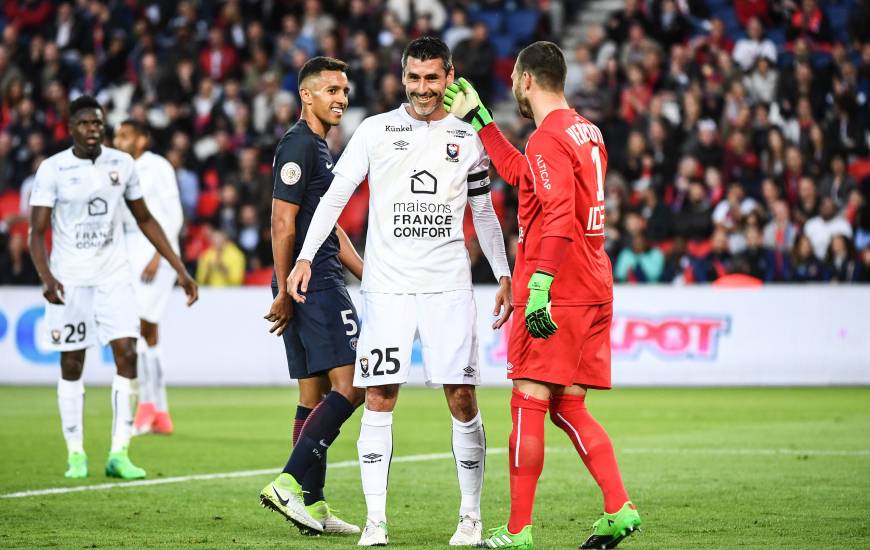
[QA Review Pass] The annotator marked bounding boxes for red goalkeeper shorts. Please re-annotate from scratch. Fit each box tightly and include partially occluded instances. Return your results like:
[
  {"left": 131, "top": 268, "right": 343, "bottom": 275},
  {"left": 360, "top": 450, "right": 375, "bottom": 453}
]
[{"left": 507, "top": 301, "right": 613, "bottom": 389}]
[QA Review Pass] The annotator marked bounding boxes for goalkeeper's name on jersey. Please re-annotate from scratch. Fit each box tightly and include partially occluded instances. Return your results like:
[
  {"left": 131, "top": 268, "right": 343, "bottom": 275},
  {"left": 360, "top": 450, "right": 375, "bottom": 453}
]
[{"left": 392, "top": 200, "right": 453, "bottom": 239}]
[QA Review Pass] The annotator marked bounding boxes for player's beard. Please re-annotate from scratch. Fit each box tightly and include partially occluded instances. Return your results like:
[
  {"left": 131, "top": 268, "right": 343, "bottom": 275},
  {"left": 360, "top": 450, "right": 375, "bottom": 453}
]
[
  {"left": 514, "top": 86, "right": 533, "bottom": 120},
  {"left": 408, "top": 91, "right": 441, "bottom": 117}
]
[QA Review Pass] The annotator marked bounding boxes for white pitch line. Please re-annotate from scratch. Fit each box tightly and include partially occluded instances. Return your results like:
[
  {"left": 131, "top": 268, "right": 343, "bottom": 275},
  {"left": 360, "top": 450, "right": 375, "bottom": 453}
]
[
  {"left": 2, "top": 446, "right": 867, "bottom": 499},
  {"left": 0, "top": 449, "right": 507, "bottom": 500}
]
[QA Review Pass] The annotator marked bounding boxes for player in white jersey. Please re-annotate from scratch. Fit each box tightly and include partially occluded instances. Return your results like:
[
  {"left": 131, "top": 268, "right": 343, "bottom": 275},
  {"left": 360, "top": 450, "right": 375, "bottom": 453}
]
[
  {"left": 287, "top": 37, "right": 513, "bottom": 546},
  {"left": 28, "top": 96, "right": 198, "bottom": 480},
  {"left": 113, "top": 119, "right": 184, "bottom": 436}
]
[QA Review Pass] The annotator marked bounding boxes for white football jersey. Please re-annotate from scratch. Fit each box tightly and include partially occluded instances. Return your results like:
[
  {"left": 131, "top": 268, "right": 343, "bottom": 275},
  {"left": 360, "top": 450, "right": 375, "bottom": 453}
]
[
  {"left": 334, "top": 105, "right": 491, "bottom": 293},
  {"left": 30, "top": 147, "right": 142, "bottom": 286},
  {"left": 122, "top": 151, "right": 183, "bottom": 268}
]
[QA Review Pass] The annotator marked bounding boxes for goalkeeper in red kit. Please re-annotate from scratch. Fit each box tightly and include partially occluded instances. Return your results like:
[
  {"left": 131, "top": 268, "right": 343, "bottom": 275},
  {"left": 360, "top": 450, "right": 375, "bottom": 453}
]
[{"left": 444, "top": 41, "right": 642, "bottom": 549}]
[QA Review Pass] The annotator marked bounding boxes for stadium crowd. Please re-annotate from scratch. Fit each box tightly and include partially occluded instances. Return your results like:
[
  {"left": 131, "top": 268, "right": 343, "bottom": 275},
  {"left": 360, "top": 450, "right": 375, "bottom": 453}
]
[{"left": 0, "top": 0, "right": 868, "bottom": 286}]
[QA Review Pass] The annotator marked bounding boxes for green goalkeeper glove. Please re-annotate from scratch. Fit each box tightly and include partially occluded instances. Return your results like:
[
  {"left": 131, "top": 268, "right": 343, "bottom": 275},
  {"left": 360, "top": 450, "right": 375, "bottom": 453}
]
[
  {"left": 443, "top": 77, "right": 494, "bottom": 132},
  {"left": 525, "top": 271, "right": 558, "bottom": 339}
]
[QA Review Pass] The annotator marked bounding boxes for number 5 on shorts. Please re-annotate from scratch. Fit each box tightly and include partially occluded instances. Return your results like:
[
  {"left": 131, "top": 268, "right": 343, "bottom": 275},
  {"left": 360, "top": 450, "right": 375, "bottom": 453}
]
[{"left": 341, "top": 309, "right": 358, "bottom": 335}]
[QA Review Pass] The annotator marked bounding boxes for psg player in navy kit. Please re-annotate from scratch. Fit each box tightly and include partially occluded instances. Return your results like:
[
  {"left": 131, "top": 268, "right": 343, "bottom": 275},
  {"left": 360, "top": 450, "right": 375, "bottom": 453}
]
[{"left": 259, "top": 57, "right": 364, "bottom": 536}]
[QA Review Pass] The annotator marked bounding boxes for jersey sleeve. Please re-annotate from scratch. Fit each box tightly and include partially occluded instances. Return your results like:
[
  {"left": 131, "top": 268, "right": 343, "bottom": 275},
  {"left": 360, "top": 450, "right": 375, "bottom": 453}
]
[
  {"left": 29, "top": 159, "right": 57, "bottom": 207},
  {"left": 478, "top": 123, "right": 530, "bottom": 187},
  {"left": 524, "top": 131, "right": 575, "bottom": 242},
  {"left": 123, "top": 156, "right": 143, "bottom": 201},
  {"left": 272, "top": 135, "right": 315, "bottom": 204},
  {"left": 467, "top": 144, "right": 491, "bottom": 197},
  {"left": 332, "top": 120, "right": 369, "bottom": 184}
]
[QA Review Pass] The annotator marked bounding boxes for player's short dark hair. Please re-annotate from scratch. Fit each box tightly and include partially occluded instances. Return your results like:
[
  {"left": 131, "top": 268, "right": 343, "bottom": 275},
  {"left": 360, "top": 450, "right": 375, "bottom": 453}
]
[
  {"left": 298, "top": 56, "right": 348, "bottom": 89},
  {"left": 69, "top": 95, "right": 103, "bottom": 120},
  {"left": 401, "top": 36, "right": 452, "bottom": 74},
  {"left": 119, "top": 118, "right": 151, "bottom": 138},
  {"left": 516, "top": 41, "right": 567, "bottom": 92}
]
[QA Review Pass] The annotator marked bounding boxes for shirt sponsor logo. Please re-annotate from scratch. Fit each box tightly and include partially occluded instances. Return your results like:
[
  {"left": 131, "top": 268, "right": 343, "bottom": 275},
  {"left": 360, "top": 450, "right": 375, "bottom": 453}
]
[
  {"left": 393, "top": 140, "right": 409, "bottom": 151},
  {"left": 392, "top": 199, "right": 453, "bottom": 239},
  {"left": 445, "top": 143, "right": 460, "bottom": 162},
  {"left": 87, "top": 198, "right": 108, "bottom": 216},
  {"left": 385, "top": 124, "right": 412, "bottom": 132},
  {"left": 535, "top": 154, "right": 551, "bottom": 190},
  {"left": 447, "top": 129, "right": 473, "bottom": 139},
  {"left": 410, "top": 170, "right": 437, "bottom": 195},
  {"left": 74, "top": 221, "right": 114, "bottom": 249},
  {"left": 280, "top": 162, "right": 302, "bottom": 185},
  {"left": 611, "top": 314, "right": 730, "bottom": 360}
]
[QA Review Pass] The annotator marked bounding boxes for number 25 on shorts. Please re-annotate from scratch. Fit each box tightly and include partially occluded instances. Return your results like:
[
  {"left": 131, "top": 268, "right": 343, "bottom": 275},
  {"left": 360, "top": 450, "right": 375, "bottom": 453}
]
[{"left": 359, "top": 347, "right": 401, "bottom": 377}]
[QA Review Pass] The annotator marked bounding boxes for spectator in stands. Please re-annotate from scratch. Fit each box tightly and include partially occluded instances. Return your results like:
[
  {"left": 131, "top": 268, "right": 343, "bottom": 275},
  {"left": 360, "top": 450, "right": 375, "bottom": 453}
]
[
  {"left": 733, "top": 224, "right": 777, "bottom": 281},
  {"left": 819, "top": 153, "right": 857, "bottom": 211},
  {"left": 454, "top": 21, "right": 496, "bottom": 104},
  {"left": 200, "top": 28, "right": 239, "bottom": 83},
  {"left": 733, "top": 17, "right": 777, "bottom": 71},
  {"left": 790, "top": 234, "right": 826, "bottom": 282},
  {"left": 805, "top": 197, "right": 854, "bottom": 260},
  {"left": 195, "top": 227, "right": 246, "bottom": 287},
  {"left": 689, "top": 119, "right": 724, "bottom": 170},
  {"left": 764, "top": 199, "right": 799, "bottom": 253},
  {"left": 695, "top": 227, "right": 734, "bottom": 282},
  {"left": 857, "top": 246, "right": 870, "bottom": 282},
  {"left": 713, "top": 182, "right": 759, "bottom": 231},
  {"left": 825, "top": 234, "right": 860, "bottom": 282},
  {"left": 0, "top": 233, "right": 39, "bottom": 285},
  {"left": 606, "top": 0, "right": 651, "bottom": 45},
  {"left": 787, "top": 0, "right": 833, "bottom": 48},
  {"left": 794, "top": 176, "right": 820, "bottom": 227},
  {"left": 744, "top": 56, "right": 778, "bottom": 104},
  {"left": 674, "top": 180, "right": 714, "bottom": 241},
  {"left": 615, "top": 233, "right": 665, "bottom": 283}
]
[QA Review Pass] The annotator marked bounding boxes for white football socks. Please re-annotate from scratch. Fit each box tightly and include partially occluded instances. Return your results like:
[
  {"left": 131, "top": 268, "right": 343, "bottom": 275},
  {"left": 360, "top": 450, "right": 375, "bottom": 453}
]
[
  {"left": 110, "top": 375, "right": 138, "bottom": 452},
  {"left": 358, "top": 408, "right": 393, "bottom": 524},
  {"left": 136, "top": 338, "right": 153, "bottom": 404},
  {"left": 57, "top": 378, "right": 84, "bottom": 455},
  {"left": 452, "top": 412, "right": 486, "bottom": 518},
  {"left": 148, "top": 344, "right": 169, "bottom": 413}
]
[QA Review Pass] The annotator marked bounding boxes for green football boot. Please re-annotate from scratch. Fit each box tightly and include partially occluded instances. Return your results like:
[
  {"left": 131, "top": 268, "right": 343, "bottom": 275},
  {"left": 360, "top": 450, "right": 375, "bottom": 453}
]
[
  {"left": 580, "top": 502, "right": 642, "bottom": 549},
  {"left": 259, "top": 473, "right": 323, "bottom": 534},
  {"left": 64, "top": 451, "right": 88, "bottom": 479},
  {"left": 105, "top": 448, "right": 146, "bottom": 480},
  {"left": 476, "top": 524, "right": 533, "bottom": 549},
  {"left": 304, "top": 500, "right": 360, "bottom": 535}
]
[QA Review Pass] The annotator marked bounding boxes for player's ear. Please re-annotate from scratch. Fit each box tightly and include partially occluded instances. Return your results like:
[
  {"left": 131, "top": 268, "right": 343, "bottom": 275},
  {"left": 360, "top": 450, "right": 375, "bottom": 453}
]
[
  {"left": 523, "top": 71, "right": 533, "bottom": 92},
  {"left": 446, "top": 66, "right": 455, "bottom": 87},
  {"left": 299, "top": 87, "right": 313, "bottom": 106}
]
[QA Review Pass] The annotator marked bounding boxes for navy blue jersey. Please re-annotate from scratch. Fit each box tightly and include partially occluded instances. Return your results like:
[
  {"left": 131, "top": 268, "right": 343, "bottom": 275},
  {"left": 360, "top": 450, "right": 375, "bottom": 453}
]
[{"left": 271, "top": 120, "right": 343, "bottom": 291}]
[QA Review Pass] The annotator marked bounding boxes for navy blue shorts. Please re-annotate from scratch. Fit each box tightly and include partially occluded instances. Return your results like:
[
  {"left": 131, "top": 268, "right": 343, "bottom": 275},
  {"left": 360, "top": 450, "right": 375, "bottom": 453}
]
[{"left": 271, "top": 284, "right": 360, "bottom": 380}]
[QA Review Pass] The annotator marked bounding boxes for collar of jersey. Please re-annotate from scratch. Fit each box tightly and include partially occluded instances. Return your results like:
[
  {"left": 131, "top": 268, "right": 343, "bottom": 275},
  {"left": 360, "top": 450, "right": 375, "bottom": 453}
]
[
  {"left": 67, "top": 146, "right": 110, "bottom": 164},
  {"left": 398, "top": 103, "right": 452, "bottom": 127}
]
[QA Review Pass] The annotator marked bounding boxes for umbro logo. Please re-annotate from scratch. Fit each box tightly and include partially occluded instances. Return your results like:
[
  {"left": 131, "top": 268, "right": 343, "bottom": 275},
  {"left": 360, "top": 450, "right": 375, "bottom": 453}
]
[
  {"left": 463, "top": 366, "right": 476, "bottom": 376},
  {"left": 393, "top": 140, "right": 409, "bottom": 151},
  {"left": 362, "top": 453, "right": 382, "bottom": 463},
  {"left": 459, "top": 460, "right": 479, "bottom": 470}
]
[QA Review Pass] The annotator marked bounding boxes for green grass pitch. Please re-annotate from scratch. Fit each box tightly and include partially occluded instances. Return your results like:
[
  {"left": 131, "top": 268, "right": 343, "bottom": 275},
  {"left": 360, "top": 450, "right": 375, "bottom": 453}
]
[{"left": 1, "top": 386, "right": 868, "bottom": 549}]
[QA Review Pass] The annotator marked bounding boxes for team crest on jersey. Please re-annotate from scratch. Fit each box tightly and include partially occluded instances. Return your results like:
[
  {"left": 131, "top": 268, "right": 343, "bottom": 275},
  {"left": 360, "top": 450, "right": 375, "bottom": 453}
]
[
  {"left": 445, "top": 143, "right": 460, "bottom": 162},
  {"left": 280, "top": 162, "right": 302, "bottom": 185},
  {"left": 359, "top": 357, "right": 370, "bottom": 377},
  {"left": 109, "top": 171, "right": 120, "bottom": 185},
  {"left": 349, "top": 337, "right": 358, "bottom": 351},
  {"left": 51, "top": 329, "right": 61, "bottom": 343}
]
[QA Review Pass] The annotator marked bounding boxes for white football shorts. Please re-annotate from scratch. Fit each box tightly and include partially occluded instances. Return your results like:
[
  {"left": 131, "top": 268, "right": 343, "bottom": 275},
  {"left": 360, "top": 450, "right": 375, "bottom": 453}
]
[
  {"left": 353, "top": 290, "right": 480, "bottom": 387},
  {"left": 43, "top": 281, "right": 140, "bottom": 351},
  {"left": 129, "top": 256, "right": 177, "bottom": 323}
]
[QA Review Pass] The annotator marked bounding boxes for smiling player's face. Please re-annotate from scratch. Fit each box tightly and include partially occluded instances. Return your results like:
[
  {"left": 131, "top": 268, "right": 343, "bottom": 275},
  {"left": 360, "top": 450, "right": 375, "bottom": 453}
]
[
  {"left": 304, "top": 70, "right": 349, "bottom": 128},
  {"left": 402, "top": 56, "right": 454, "bottom": 119}
]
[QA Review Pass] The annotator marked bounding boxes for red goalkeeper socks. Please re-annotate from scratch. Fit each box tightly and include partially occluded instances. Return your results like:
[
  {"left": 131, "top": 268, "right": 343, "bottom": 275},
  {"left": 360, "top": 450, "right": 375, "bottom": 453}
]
[
  {"left": 550, "top": 393, "right": 630, "bottom": 514},
  {"left": 508, "top": 389, "right": 549, "bottom": 533}
]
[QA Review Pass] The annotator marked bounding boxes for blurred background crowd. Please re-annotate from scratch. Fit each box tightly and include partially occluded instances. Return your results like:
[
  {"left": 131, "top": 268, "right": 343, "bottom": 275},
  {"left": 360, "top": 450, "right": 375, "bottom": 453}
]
[{"left": 0, "top": 0, "right": 868, "bottom": 286}]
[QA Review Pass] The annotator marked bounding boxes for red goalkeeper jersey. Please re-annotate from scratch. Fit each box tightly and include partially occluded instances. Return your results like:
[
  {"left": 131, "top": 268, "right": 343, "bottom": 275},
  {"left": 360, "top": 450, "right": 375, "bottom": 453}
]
[{"left": 479, "top": 109, "right": 613, "bottom": 306}]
